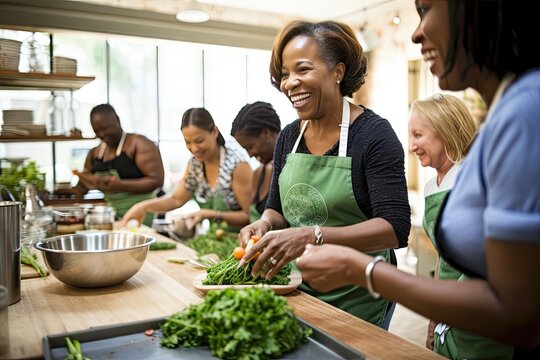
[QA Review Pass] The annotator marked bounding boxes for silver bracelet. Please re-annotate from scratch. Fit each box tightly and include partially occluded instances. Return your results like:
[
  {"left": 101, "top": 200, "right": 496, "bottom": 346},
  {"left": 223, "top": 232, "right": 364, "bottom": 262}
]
[
  {"left": 314, "top": 225, "right": 324, "bottom": 245},
  {"left": 260, "top": 218, "right": 273, "bottom": 231},
  {"left": 365, "top": 255, "right": 385, "bottom": 299}
]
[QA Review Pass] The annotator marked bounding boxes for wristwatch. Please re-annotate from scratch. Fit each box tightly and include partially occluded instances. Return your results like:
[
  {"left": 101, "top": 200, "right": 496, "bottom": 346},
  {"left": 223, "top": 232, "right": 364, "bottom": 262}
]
[{"left": 314, "top": 225, "right": 324, "bottom": 246}]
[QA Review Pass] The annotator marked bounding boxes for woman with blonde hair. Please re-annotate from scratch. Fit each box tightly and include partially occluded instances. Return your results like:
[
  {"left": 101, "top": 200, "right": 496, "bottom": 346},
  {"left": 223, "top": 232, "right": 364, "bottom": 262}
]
[{"left": 410, "top": 94, "right": 511, "bottom": 358}]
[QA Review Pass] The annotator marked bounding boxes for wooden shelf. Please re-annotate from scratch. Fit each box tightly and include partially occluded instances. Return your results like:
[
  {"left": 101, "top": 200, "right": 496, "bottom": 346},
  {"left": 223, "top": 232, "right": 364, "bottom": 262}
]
[
  {"left": 0, "top": 135, "right": 95, "bottom": 142},
  {"left": 0, "top": 70, "right": 95, "bottom": 90}
]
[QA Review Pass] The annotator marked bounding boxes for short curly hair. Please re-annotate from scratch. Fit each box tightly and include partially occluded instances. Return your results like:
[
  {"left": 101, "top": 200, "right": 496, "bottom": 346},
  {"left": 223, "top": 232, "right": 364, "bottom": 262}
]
[{"left": 269, "top": 20, "right": 367, "bottom": 98}]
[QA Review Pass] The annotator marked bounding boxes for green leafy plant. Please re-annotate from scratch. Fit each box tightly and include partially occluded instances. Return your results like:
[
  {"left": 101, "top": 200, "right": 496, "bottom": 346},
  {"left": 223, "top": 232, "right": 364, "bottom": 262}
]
[
  {"left": 203, "top": 255, "right": 292, "bottom": 286},
  {"left": 184, "top": 221, "right": 237, "bottom": 260},
  {"left": 0, "top": 160, "right": 45, "bottom": 201},
  {"left": 160, "top": 288, "right": 311, "bottom": 359}
]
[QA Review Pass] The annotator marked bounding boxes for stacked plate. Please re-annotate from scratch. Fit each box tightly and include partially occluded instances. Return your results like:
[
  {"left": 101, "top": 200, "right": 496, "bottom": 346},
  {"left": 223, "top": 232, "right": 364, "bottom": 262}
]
[
  {"left": 0, "top": 38, "right": 22, "bottom": 71},
  {"left": 52, "top": 56, "right": 77, "bottom": 75},
  {"left": 1, "top": 110, "right": 46, "bottom": 136}
]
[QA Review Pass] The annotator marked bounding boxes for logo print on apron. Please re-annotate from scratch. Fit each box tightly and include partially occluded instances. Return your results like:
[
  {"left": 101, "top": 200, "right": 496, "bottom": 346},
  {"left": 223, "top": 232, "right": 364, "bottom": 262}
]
[{"left": 283, "top": 183, "right": 328, "bottom": 227}]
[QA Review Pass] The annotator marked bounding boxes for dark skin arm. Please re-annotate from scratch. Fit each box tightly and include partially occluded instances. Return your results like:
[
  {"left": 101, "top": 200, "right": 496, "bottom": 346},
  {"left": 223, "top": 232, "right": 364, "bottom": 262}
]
[
  {"left": 297, "top": 239, "right": 540, "bottom": 348},
  {"left": 238, "top": 208, "right": 397, "bottom": 280}
]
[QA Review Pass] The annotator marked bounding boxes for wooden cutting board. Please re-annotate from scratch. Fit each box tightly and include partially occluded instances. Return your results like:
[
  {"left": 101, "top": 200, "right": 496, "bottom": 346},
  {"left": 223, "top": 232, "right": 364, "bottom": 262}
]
[{"left": 193, "top": 270, "right": 302, "bottom": 295}]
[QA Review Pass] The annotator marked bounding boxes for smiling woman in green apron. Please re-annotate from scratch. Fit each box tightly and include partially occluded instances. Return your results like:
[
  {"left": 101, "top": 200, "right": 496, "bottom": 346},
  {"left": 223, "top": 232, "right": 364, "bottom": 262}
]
[
  {"left": 410, "top": 95, "right": 512, "bottom": 359},
  {"left": 75, "top": 104, "right": 164, "bottom": 227},
  {"left": 296, "top": 1, "right": 540, "bottom": 359},
  {"left": 238, "top": 21, "right": 411, "bottom": 329},
  {"left": 120, "top": 108, "right": 252, "bottom": 233},
  {"left": 231, "top": 102, "right": 281, "bottom": 223}
]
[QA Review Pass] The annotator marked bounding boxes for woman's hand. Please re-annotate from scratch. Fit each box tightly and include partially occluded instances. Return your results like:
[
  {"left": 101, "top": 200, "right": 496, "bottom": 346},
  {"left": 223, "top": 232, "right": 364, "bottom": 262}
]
[
  {"left": 94, "top": 175, "right": 119, "bottom": 191},
  {"left": 297, "top": 244, "right": 368, "bottom": 293},
  {"left": 184, "top": 209, "right": 214, "bottom": 227},
  {"left": 238, "top": 219, "right": 271, "bottom": 247},
  {"left": 119, "top": 202, "right": 147, "bottom": 227},
  {"left": 239, "top": 226, "right": 313, "bottom": 280}
]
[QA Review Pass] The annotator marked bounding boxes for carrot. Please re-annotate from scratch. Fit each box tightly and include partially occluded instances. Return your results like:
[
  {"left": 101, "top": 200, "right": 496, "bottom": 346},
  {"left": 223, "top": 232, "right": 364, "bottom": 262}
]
[
  {"left": 233, "top": 247, "right": 245, "bottom": 260},
  {"left": 250, "top": 235, "right": 261, "bottom": 243}
]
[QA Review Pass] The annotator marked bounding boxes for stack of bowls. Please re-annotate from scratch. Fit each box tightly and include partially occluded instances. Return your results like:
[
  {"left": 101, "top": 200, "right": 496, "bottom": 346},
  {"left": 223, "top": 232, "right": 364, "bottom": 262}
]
[
  {"left": 52, "top": 56, "right": 77, "bottom": 75},
  {"left": 0, "top": 39, "right": 22, "bottom": 71}
]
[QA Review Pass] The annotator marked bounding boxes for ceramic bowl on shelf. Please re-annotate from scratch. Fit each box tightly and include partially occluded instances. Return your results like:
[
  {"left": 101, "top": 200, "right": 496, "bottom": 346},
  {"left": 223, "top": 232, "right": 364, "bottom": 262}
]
[{"left": 34, "top": 232, "right": 155, "bottom": 288}]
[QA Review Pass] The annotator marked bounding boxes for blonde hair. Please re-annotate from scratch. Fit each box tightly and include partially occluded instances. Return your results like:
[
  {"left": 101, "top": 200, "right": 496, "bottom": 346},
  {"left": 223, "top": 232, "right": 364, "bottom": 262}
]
[{"left": 411, "top": 94, "right": 478, "bottom": 163}]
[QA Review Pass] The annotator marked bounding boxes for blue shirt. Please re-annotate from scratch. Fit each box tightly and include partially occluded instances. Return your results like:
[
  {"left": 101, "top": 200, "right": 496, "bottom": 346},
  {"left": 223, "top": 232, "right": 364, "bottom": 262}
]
[{"left": 439, "top": 69, "right": 540, "bottom": 278}]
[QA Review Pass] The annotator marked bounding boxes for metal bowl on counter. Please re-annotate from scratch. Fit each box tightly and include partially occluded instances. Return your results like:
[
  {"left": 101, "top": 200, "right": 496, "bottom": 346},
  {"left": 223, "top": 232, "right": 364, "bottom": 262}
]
[{"left": 34, "top": 232, "right": 155, "bottom": 288}]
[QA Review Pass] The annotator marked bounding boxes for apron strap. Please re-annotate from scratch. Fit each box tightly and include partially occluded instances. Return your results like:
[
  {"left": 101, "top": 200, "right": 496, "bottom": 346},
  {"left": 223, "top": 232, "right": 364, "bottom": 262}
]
[
  {"left": 291, "top": 120, "right": 309, "bottom": 153},
  {"left": 97, "top": 131, "right": 127, "bottom": 159},
  {"left": 97, "top": 142, "right": 106, "bottom": 159},
  {"left": 338, "top": 98, "right": 351, "bottom": 157},
  {"left": 291, "top": 98, "right": 351, "bottom": 157},
  {"left": 116, "top": 131, "right": 127, "bottom": 157}
]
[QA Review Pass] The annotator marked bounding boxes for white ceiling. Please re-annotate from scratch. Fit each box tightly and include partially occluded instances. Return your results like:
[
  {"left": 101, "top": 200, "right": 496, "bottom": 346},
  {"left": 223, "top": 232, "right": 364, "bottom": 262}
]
[{"left": 69, "top": 0, "right": 409, "bottom": 28}]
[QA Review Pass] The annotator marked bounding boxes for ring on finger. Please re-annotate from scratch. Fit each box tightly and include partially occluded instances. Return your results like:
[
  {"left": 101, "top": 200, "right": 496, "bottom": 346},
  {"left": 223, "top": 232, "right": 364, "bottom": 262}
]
[{"left": 270, "top": 257, "right": 277, "bottom": 265}]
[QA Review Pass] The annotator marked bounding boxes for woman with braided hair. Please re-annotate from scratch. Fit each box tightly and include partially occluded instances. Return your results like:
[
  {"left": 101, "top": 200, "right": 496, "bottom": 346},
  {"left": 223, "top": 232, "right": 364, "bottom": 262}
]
[{"left": 231, "top": 101, "right": 281, "bottom": 223}]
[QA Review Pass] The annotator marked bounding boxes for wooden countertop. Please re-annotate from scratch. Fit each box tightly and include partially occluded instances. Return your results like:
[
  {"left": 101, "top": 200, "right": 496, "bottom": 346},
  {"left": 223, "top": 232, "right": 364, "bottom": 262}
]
[{"left": 4, "top": 231, "right": 442, "bottom": 360}]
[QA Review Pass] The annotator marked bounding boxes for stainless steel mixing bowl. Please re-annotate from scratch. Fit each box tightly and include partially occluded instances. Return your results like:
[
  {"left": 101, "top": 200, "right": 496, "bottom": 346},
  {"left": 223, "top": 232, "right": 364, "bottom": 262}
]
[{"left": 34, "top": 232, "right": 155, "bottom": 288}]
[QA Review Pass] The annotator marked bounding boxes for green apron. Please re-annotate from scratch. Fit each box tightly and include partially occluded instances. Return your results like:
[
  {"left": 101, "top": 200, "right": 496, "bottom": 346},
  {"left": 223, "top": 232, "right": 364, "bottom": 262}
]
[
  {"left": 424, "top": 190, "right": 513, "bottom": 359},
  {"left": 249, "top": 204, "right": 262, "bottom": 223},
  {"left": 95, "top": 168, "right": 154, "bottom": 227},
  {"left": 280, "top": 99, "right": 390, "bottom": 326},
  {"left": 195, "top": 191, "right": 240, "bottom": 233},
  {"left": 194, "top": 147, "right": 241, "bottom": 233}
]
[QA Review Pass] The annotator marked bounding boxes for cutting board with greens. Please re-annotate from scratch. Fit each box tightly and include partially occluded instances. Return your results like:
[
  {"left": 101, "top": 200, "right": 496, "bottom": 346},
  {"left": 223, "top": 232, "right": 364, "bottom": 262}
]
[
  {"left": 192, "top": 234, "right": 302, "bottom": 295},
  {"left": 21, "top": 246, "right": 49, "bottom": 279}
]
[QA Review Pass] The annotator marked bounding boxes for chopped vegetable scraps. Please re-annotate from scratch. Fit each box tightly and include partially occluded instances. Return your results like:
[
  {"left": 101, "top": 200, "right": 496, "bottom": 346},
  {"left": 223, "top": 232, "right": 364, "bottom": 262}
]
[
  {"left": 149, "top": 242, "right": 177, "bottom": 251},
  {"left": 21, "top": 246, "right": 47, "bottom": 277},
  {"left": 160, "top": 288, "right": 311, "bottom": 359},
  {"left": 65, "top": 336, "right": 90, "bottom": 360}
]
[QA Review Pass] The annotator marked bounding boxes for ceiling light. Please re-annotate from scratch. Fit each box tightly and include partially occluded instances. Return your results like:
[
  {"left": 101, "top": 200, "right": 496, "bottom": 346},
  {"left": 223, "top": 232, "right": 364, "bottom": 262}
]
[{"left": 176, "top": 0, "right": 209, "bottom": 23}]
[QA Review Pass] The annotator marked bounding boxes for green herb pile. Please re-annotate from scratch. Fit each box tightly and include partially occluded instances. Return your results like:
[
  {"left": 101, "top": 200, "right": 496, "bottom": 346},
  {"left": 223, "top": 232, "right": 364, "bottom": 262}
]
[
  {"left": 185, "top": 222, "right": 237, "bottom": 260},
  {"left": 160, "top": 288, "right": 311, "bottom": 359},
  {"left": 203, "top": 255, "right": 292, "bottom": 286},
  {"left": 21, "top": 246, "right": 47, "bottom": 277}
]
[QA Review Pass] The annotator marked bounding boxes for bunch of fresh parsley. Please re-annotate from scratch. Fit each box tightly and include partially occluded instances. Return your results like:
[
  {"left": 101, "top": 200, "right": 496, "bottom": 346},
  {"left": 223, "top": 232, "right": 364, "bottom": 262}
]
[{"left": 160, "top": 288, "right": 311, "bottom": 359}]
